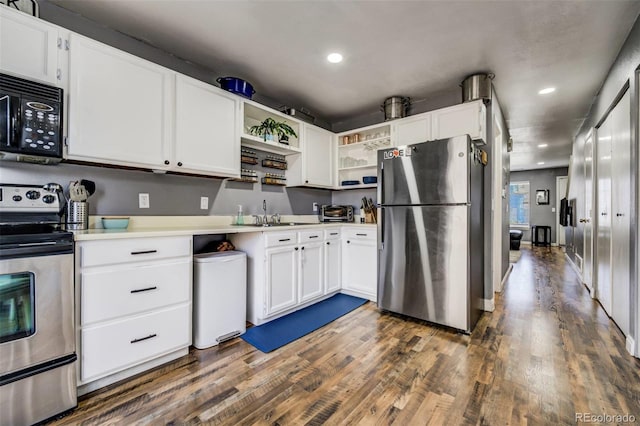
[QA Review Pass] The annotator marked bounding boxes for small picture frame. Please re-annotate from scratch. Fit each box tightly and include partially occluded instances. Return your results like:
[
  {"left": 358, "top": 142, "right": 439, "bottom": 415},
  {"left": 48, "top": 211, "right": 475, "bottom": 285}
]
[{"left": 536, "top": 189, "right": 550, "bottom": 205}]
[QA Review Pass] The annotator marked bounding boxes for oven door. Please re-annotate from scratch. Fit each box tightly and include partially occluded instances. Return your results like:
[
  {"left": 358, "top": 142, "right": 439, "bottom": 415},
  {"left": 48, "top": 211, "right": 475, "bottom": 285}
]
[{"left": 0, "top": 253, "right": 74, "bottom": 375}]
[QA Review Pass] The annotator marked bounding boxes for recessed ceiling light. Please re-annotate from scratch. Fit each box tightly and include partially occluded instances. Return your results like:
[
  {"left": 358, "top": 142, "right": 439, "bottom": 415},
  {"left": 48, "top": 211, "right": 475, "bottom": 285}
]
[
  {"left": 538, "top": 87, "right": 556, "bottom": 95},
  {"left": 537, "top": 161, "right": 545, "bottom": 165},
  {"left": 538, "top": 143, "right": 548, "bottom": 148},
  {"left": 327, "top": 53, "right": 343, "bottom": 63}
]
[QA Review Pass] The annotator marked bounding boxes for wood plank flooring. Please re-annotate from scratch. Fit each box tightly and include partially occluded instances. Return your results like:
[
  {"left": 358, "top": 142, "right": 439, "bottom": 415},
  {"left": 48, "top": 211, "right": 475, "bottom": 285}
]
[{"left": 49, "top": 247, "right": 640, "bottom": 425}]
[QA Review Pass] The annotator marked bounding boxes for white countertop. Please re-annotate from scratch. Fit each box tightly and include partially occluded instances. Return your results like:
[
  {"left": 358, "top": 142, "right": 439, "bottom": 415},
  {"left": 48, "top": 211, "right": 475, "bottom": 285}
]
[{"left": 73, "top": 216, "right": 376, "bottom": 241}]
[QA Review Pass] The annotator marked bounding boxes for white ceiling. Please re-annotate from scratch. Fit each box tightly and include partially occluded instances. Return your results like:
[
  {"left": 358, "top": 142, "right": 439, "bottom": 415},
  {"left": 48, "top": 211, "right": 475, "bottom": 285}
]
[{"left": 51, "top": 0, "right": 640, "bottom": 171}]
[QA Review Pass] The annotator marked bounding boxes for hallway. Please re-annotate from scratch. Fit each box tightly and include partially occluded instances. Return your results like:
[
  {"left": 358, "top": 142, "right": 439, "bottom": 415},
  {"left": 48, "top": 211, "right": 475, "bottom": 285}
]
[{"left": 50, "top": 247, "right": 640, "bottom": 425}]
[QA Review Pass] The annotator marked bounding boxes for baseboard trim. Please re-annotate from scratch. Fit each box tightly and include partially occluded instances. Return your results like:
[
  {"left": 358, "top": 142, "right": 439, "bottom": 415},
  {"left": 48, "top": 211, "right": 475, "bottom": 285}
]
[
  {"left": 564, "top": 253, "right": 584, "bottom": 282},
  {"left": 483, "top": 297, "right": 495, "bottom": 312},
  {"left": 626, "top": 335, "right": 636, "bottom": 357},
  {"left": 498, "top": 263, "right": 513, "bottom": 293}
]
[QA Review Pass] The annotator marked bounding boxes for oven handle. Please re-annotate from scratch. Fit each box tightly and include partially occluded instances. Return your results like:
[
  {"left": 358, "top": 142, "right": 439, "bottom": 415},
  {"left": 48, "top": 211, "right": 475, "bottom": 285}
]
[
  {"left": 0, "top": 95, "right": 10, "bottom": 146},
  {"left": 0, "top": 240, "right": 73, "bottom": 259}
]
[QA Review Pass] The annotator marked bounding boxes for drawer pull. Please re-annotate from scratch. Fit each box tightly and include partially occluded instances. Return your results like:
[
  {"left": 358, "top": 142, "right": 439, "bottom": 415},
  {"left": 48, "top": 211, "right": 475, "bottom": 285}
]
[
  {"left": 309, "top": 235, "right": 319, "bottom": 239},
  {"left": 131, "top": 334, "right": 157, "bottom": 344},
  {"left": 130, "top": 286, "right": 158, "bottom": 294},
  {"left": 330, "top": 232, "right": 338, "bottom": 236},
  {"left": 131, "top": 250, "right": 158, "bottom": 255},
  {"left": 278, "top": 238, "right": 291, "bottom": 242},
  {"left": 356, "top": 233, "right": 368, "bottom": 237}
]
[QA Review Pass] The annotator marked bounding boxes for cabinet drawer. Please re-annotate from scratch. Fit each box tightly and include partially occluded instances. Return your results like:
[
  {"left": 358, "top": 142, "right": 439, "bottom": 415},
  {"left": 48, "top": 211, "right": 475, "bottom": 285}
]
[
  {"left": 81, "top": 304, "right": 190, "bottom": 381},
  {"left": 324, "top": 228, "right": 341, "bottom": 240},
  {"left": 299, "top": 230, "right": 323, "bottom": 243},
  {"left": 81, "top": 260, "right": 191, "bottom": 325},
  {"left": 343, "top": 228, "right": 376, "bottom": 241},
  {"left": 265, "top": 232, "right": 297, "bottom": 248},
  {"left": 80, "top": 236, "right": 191, "bottom": 267}
]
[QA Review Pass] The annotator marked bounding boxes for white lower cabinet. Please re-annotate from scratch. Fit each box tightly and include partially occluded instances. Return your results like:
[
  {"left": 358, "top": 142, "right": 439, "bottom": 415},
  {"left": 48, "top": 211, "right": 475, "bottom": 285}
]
[
  {"left": 299, "top": 241, "right": 324, "bottom": 303},
  {"left": 324, "top": 228, "right": 342, "bottom": 293},
  {"left": 76, "top": 236, "right": 192, "bottom": 389},
  {"left": 265, "top": 245, "right": 298, "bottom": 316},
  {"left": 341, "top": 228, "right": 377, "bottom": 302}
]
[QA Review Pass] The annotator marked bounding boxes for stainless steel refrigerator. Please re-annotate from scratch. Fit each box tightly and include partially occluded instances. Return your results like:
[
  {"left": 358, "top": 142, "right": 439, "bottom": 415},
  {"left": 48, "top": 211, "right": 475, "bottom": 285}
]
[{"left": 377, "top": 135, "right": 484, "bottom": 333}]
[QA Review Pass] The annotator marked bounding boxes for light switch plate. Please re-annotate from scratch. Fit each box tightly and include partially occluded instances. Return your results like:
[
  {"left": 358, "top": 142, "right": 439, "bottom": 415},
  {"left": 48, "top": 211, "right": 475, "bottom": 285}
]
[
  {"left": 313, "top": 202, "right": 318, "bottom": 212},
  {"left": 200, "top": 197, "right": 209, "bottom": 210},
  {"left": 139, "top": 193, "right": 150, "bottom": 209}
]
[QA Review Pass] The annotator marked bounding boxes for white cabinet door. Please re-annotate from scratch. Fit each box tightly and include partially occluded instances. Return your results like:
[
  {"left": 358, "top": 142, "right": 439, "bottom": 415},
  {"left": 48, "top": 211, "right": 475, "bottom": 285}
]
[
  {"left": 302, "top": 124, "right": 334, "bottom": 187},
  {"left": 265, "top": 246, "right": 298, "bottom": 316},
  {"left": 0, "top": 8, "right": 60, "bottom": 85},
  {"left": 342, "top": 238, "right": 377, "bottom": 301},
  {"left": 174, "top": 75, "right": 239, "bottom": 177},
  {"left": 393, "top": 113, "right": 432, "bottom": 145},
  {"left": 432, "top": 101, "right": 485, "bottom": 142},
  {"left": 299, "top": 241, "right": 324, "bottom": 303},
  {"left": 66, "top": 33, "right": 172, "bottom": 168},
  {"left": 324, "top": 239, "right": 341, "bottom": 293}
]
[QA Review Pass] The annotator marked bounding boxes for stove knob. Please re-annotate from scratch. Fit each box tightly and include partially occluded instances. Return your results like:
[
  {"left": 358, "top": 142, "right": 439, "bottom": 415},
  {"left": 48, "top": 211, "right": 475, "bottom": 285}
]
[
  {"left": 12, "top": 195, "right": 22, "bottom": 202},
  {"left": 42, "top": 195, "right": 56, "bottom": 204},
  {"left": 26, "top": 190, "right": 41, "bottom": 200}
]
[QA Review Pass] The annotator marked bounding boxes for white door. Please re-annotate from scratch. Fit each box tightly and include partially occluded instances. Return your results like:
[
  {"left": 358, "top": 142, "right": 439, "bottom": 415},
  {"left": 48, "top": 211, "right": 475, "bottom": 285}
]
[
  {"left": 265, "top": 246, "right": 298, "bottom": 316},
  {"left": 0, "top": 7, "right": 60, "bottom": 85},
  {"left": 393, "top": 114, "right": 431, "bottom": 145},
  {"left": 324, "top": 240, "right": 341, "bottom": 293},
  {"left": 342, "top": 239, "right": 377, "bottom": 299},
  {"left": 299, "top": 241, "right": 324, "bottom": 303},
  {"left": 303, "top": 125, "right": 334, "bottom": 187},
  {"left": 174, "top": 75, "right": 239, "bottom": 177},
  {"left": 583, "top": 130, "right": 594, "bottom": 294},
  {"left": 556, "top": 176, "right": 568, "bottom": 246},
  {"left": 67, "top": 33, "right": 172, "bottom": 168},
  {"left": 611, "top": 89, "right": 631, "bottom": 336},
  {"left": 596, "top": 110, "right": 613, "bottom": 316}
]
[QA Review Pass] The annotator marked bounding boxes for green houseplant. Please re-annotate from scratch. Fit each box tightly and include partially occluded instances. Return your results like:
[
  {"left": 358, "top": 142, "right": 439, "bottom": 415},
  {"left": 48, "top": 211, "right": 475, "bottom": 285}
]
[{"left": 249, "top": 117, "right": 297, "bottom": 144}]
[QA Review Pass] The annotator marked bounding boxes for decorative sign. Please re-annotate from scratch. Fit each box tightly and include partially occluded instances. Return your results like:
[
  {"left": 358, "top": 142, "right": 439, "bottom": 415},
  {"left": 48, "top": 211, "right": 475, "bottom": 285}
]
[
  {"left": 536, "top": 189, "right": 550, "bottom": 205},
  {"left": 1, "top": 0, "right": 39, "bottom": 17}
]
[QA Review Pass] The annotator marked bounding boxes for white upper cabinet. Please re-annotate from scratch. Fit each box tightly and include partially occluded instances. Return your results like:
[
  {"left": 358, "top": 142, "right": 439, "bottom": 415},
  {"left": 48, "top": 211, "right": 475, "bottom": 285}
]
[
  {"left": 300, "top": 124, "right": 334, "bottom": 188},
  {"left": 66, "top": 33, "right": 172, "bottom": 168},
  {"left": 0, "top": 7, "right": 66, "bottom": 86},
  {"left": 174, "top": 75, "right": 239, "bottom": 177},
  {"left": 392, "top": 113, "right": 432, "bottom": 146},
  {"left": 432, "top": 100, "right": 486, "bottom": 143}
]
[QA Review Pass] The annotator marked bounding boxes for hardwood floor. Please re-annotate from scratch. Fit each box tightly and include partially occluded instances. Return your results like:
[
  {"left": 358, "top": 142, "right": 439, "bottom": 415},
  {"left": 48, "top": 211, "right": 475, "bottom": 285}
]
[{"left": 50, "top": 246, "right": 640, "bottom": 425}]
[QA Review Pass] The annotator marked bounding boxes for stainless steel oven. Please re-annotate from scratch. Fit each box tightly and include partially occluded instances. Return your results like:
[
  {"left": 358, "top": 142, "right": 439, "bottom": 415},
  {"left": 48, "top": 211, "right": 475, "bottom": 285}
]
[{"left": 0, "top": 184, "right": 77, "bottom": 425}]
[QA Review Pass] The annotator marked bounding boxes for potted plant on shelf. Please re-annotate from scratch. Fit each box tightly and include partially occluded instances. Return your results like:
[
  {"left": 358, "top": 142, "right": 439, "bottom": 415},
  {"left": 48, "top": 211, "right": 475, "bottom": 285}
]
[{"left": 249, "top": 117, "right": 297, "bottom": 145}]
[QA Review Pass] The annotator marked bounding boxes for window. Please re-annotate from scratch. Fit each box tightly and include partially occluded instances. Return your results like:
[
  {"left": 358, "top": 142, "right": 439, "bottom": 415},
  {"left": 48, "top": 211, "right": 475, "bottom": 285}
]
[{"left": 510, "top": 181, "right": 530, "bottom": 227}]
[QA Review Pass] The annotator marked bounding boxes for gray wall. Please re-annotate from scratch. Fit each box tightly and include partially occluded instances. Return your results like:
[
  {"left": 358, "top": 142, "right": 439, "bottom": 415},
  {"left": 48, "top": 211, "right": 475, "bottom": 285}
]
[
  {"left": 0, "top": 161, "right": 331, "bottom": 216},
  {"left": 568, "top": 14, "right": 640, "bottom": 350},
  {"left": 510, "top": 167, "right": 569, "bottom": 244}
]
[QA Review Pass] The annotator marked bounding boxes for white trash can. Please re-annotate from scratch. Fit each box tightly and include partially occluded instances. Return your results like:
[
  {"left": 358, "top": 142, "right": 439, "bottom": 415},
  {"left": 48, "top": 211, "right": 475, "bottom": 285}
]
[{"left": 193, "top": 251, "right": 246, "bottom": 349}]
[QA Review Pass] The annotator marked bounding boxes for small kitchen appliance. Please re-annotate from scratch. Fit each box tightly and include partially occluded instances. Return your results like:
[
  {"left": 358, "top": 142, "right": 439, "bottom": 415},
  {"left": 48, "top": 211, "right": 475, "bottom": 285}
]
[
  {"left": 0, "top": 73, "right": 64, "bottom": 164},
  {"left": 320, "top": 205, "right": 354, "bottom": 222},
  {"left": 377, "top": 135, "right": 485, "bottom": 333},
  {"left": 0, "top": 183, "right": 77, "bottom": 425}
]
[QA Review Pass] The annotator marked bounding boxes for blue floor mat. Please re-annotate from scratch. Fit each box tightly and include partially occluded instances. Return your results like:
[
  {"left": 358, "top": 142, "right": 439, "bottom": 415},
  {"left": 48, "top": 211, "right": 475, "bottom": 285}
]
[{"left": 241, "top": 293, "right": 368, "bottom": 353}]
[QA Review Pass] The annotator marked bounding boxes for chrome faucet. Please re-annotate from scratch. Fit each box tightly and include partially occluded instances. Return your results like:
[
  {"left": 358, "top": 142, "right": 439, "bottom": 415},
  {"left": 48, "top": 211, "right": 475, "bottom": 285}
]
[{"left": 262, "top": 200, "right": 268, "bottom": 225}]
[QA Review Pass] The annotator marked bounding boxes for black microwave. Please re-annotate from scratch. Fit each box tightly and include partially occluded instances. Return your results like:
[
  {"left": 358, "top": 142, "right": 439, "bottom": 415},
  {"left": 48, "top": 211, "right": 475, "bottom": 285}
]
[{"left": 0, "top": 73, "right": 63, "bottom": 164}]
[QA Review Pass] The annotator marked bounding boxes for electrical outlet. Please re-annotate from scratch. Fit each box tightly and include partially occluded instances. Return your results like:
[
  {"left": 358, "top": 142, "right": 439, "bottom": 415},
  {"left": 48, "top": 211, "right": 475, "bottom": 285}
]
[
  {"left": 200, "top": 196, "right": 209, "bottom": 210},
  {"left": 139, "top": 193, "right": 150, "bottom": 209},
  {"left": 313, "top": 202, "right": 318, "bottom": 212}
]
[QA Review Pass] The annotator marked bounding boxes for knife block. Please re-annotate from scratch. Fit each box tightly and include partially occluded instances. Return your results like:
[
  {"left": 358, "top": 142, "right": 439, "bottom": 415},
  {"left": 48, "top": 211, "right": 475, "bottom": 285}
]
[{"left": 364, "top": 211, "right": 376, "bottom": 224}]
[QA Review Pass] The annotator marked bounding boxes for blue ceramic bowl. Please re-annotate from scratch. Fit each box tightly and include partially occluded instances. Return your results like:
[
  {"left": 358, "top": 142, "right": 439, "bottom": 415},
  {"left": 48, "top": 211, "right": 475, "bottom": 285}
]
[{"left": 102, "top": 217, "right": 130, "bottom": 229}]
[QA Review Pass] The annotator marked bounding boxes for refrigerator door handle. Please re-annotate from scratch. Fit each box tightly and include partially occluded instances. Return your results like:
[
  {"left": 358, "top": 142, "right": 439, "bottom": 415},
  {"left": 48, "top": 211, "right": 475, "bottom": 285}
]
[
  {"left": 377, "top": 207, "right": 384, "bottom": 250},
  {"left": 377, "top": 161, "right": 384, "bottom": 205}
]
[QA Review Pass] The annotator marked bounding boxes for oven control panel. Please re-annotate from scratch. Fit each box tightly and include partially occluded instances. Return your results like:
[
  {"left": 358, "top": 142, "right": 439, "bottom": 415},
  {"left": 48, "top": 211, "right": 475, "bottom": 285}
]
[{"left": 0, "top": 184, "right": 61, "bottom": 213}]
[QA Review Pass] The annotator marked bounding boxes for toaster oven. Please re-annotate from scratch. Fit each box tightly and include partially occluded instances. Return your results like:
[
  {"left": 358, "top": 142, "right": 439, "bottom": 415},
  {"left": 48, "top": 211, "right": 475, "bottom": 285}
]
[{"left": 320, "top": 205, "right": 354, "bottom": 222}]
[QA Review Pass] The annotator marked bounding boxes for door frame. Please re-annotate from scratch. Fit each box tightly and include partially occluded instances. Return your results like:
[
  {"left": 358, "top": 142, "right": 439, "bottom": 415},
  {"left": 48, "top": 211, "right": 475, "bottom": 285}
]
[{"left": 555, "top": 176, "right": 568, "bottom": 246}]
